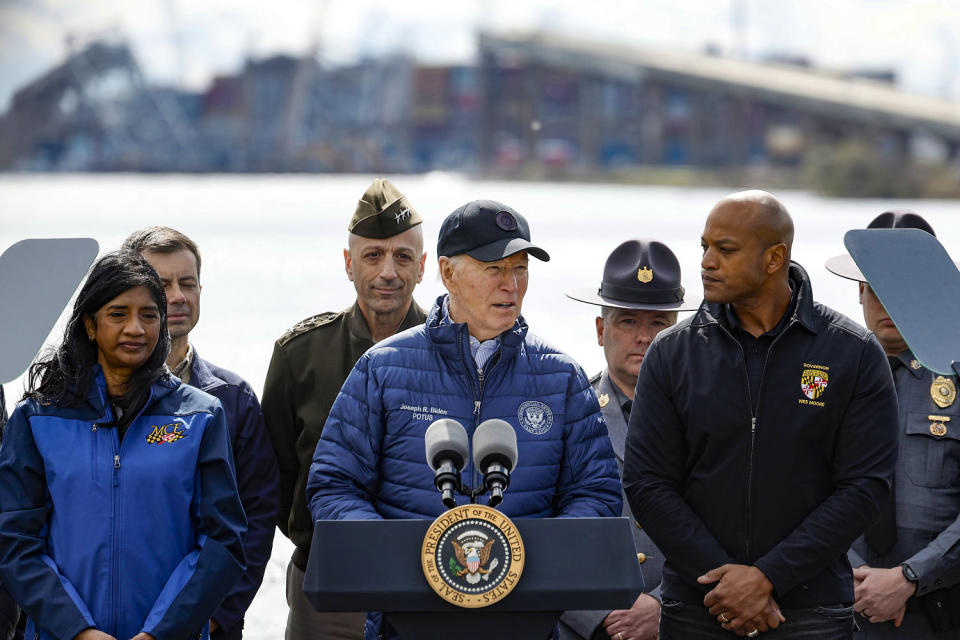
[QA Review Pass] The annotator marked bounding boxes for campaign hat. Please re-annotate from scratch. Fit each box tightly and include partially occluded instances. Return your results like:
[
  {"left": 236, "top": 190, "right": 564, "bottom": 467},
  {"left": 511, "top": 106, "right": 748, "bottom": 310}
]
[
  {"left": 567, "top": 239, "right": 700, "bottom": 311},
  {"left": 826, "top": 210, "right": 937, "bottom": 281},
  {"left": 437, "top": 200, "right": 549, "bottom": 262},
  {"left": 348, "top": 178, "right": 422, "bottom": 239}
]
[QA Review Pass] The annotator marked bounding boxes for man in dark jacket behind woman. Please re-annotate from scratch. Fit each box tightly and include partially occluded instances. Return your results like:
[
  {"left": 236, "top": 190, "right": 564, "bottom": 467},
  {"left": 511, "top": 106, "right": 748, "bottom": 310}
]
[
  {"left": 123, "top": 227, "right": 279, "bottom": 640},
  {"left": 624, "top": 191, "right": 899, "bottom": 639}
]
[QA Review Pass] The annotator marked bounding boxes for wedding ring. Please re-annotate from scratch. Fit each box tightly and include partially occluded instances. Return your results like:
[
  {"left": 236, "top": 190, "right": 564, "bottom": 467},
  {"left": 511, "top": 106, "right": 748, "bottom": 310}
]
[
  {"left": 718, "top": 613, "right": 730, "bottom": 623},
  {"left": 747, "top": 630, "right": 760, "bottom": 638},
  {"left": 617, "top": 633, "right": 623, "bottom": 640}
]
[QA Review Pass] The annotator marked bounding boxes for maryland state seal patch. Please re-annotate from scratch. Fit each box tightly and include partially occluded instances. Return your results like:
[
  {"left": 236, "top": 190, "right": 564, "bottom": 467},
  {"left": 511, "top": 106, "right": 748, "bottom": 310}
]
[{"left": 801, "top": 367, "right": 829, "bottom": 400}]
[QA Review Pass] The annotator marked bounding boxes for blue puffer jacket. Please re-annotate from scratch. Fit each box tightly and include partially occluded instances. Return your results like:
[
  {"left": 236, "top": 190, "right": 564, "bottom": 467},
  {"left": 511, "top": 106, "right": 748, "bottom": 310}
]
[
  {"left": 308, "top": 295, "right": 621, "bottom": 522},
  {"left": 0, "top": 368, "right": 247, "bottom": 640}
]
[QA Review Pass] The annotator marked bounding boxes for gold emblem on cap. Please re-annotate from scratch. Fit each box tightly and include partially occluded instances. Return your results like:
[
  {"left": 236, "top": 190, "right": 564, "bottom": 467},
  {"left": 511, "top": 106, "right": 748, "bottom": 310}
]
[
  {"left": 931, "top": 376, "right": 956, "bottom": 408},
  {"left": 910, "top": 359, "right": 922, "bottom": 370},
  {"left": 597, "top": 393, "right": 610, "bottom": 408},
  {"left": 929, "top": 415, "right": 950, "bottom": 438},
  {"left": 637, "top": 266, "right": 653, "bottom": 283}
]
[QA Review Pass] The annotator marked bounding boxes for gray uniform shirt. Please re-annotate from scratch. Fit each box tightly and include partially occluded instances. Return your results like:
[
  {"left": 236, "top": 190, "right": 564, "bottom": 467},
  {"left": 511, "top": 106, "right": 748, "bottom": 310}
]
[
  {"left": 849, "top": 351, "right": 960, "bottom": 636},
  {"left": 558, "top": 370, "right": 663, "bottom": 640}
]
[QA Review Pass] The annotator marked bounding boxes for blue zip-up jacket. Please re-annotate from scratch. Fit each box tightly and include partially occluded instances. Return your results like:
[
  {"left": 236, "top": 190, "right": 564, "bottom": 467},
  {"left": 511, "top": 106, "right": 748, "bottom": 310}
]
[
  {"left": 0, "top": 368, "right": 247, "bottom": 640},
  {"left": 190, "top": 351, "right": 279, "bottom": 633},
  {"left": 307, "top": 294, "right": 621, "bottom": 523}
]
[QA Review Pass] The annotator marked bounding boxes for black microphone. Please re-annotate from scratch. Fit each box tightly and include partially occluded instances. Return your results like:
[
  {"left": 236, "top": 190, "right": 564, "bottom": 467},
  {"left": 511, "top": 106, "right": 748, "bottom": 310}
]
[
  {"left": 472, "top": 419, "right": 518, "bottom": 508},
  {"left": 425, "top": 419, "right": 470, "bottom": 509}
]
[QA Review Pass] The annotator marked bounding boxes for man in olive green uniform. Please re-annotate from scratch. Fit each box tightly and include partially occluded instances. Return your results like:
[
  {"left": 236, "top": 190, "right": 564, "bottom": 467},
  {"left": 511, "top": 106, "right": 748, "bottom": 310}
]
[{"left": 262, "top": 179, "right": 428, "bottom": 640}]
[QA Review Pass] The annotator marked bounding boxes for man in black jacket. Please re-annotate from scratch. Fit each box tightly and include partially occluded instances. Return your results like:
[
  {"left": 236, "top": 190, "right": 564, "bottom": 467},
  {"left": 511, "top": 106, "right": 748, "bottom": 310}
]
[{"left": 623, "top": 190, "right": 899, "bottom": 639}]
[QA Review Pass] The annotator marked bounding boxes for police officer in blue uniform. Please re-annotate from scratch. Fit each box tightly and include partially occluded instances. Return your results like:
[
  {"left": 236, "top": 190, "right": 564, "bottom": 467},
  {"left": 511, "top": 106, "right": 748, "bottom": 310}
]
[
  {"left": 563, "top": 239, "right": 699, "bottom": 640},
  {"left": 826, "top": 210, "right": 960, "bottom": 638}
]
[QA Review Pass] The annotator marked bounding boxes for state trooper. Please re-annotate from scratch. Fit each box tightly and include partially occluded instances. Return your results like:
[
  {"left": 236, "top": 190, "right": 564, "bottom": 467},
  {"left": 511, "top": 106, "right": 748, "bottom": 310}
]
[
  {"left": 562, "top": 239, "right": 699, "bottom": 640},
  {"left": 262, "top": 178, "right": 428, "bottom": 640},
  {"left": 826, "top": 210, "right": 960, "bottom": 638}
]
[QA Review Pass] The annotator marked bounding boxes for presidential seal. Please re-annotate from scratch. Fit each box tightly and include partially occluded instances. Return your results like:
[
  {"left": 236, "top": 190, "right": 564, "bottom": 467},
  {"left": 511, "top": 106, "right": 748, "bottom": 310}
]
[
  {"left": 518, "top": 400, "right": 553, "bottom": 435},
  {"left": 421, "top": 504, "right": 524, "bottom": 608}
]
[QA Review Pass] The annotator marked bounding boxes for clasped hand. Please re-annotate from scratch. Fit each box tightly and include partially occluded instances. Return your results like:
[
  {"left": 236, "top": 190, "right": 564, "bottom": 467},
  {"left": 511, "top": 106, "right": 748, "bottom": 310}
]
[
  {"left": 853, "top": 565, "right": 916, "bottom": 626},
  {"left": 699, "top": 564, "right": 785, "bottom": 636}
]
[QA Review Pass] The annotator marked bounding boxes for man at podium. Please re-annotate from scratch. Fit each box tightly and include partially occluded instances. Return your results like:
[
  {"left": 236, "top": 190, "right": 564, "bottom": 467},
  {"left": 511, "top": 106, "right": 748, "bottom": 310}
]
[{"left": 307, "top": 200, "right": 622, "bottom": 639}]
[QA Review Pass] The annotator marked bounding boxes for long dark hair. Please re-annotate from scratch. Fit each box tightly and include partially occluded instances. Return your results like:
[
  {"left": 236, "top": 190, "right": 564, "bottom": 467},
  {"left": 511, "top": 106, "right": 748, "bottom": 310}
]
[{"left": 24, "top": 250, "right": 171, "bottom": 406}]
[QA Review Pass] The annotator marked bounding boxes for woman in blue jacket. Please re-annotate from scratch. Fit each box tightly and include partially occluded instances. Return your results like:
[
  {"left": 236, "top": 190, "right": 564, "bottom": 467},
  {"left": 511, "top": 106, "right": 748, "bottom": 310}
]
[{"left": 0, "top": 251, "right": 246, "bottom": 640}]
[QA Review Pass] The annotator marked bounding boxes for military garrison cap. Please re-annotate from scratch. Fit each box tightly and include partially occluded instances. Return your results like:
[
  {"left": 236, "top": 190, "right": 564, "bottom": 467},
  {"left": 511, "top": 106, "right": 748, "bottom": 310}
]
[{"left": 348, "top": 178, "right": 423, "bottom": 239}]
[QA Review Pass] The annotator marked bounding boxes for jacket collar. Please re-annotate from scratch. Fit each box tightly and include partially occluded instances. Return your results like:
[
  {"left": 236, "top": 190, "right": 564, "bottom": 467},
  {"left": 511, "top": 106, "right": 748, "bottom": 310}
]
[
  {"left": 691, "top": 262, "right": 818, "bottom": 335},
  {"left": 86, "top": 364, "right": 178, "bottom": 418},
  {"left": 189, "top": 347, "right": 227, "bottom": 392},
  {"left": 347, "top": 300, "right": 425, "bottom": 342},
  {"left": 426, "top": 294, "right": 528, "bottom": 365},
  {"left": 596, "top": 370, "right": 627, "bottom": 461},
  {"left": 892, "top": 349, "right": 927, "bottom": 380}
]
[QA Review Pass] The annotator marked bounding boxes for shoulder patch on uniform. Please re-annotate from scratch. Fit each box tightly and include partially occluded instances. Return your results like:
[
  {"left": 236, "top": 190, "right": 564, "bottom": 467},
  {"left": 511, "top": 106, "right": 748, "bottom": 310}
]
[{"left": 278, "top": 312, "right": 340, "bottom": 346}]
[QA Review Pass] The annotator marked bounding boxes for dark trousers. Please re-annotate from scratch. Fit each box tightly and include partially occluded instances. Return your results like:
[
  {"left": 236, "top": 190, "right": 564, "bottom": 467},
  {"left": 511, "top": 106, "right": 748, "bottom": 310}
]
[
  {"left": 660, "top": 599, "right": 854, "bottom": 640},
  {"left": 211, "top": 619, "right": 243, "bottom": 640},
  {"left": 0, "top": 588, "right": 18, "bottom": 640}
]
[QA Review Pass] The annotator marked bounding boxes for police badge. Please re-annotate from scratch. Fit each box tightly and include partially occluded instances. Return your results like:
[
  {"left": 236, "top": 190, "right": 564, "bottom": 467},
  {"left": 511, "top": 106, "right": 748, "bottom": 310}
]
[{"left": 931, "top": 376, "right": 956, "bottom": 409}]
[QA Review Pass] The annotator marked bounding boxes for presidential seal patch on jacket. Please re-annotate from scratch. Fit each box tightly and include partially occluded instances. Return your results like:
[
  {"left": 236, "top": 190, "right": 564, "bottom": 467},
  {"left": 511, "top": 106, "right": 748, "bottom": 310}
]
[{"left": 518, "top": 400, "right": 553, "bottom": 435}]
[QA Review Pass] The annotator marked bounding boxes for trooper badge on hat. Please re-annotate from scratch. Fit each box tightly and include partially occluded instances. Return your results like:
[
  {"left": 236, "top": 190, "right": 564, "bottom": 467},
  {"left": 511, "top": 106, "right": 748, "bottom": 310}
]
[
  {"left": 567, "top": 239, "right": 700, "bottom": 311},
  {"left": 348, "top": 178, "right": 423, "bottom": 239}
]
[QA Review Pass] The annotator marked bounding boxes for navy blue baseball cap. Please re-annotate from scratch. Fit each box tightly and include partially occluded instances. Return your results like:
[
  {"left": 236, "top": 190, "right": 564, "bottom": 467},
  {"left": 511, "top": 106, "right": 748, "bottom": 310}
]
[{"left": 437, "top": 200, "right": 550, "bottom": 262}]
